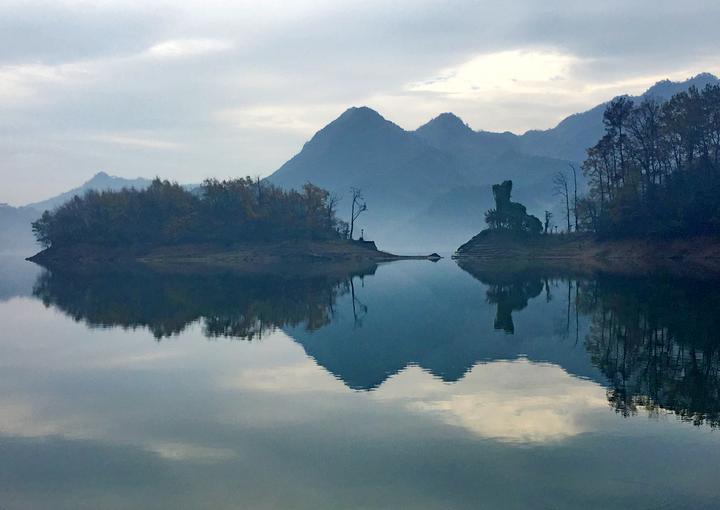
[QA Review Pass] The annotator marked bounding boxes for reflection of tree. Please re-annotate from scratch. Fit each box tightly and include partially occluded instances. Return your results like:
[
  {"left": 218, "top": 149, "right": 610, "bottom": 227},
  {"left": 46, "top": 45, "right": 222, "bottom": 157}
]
[
  {"left": 457, "top": 262, "right": 564, "bottom": 335},
  {"left": 485, "top": 279, "right": 543, "bottom": 333},
  {"left": 458, "top": 260, "right": 720, "bottom": 428},
  {"left": 33, "top": 266, "right": 376, "bottom": 340},
  {"left": 582, "top": 276, "right": 720, "bottom": 427}
]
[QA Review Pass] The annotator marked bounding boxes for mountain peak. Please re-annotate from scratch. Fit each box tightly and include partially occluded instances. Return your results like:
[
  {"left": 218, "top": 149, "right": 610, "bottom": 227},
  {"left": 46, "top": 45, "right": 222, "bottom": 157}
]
[
  {"left": 417, "top": 112, "right": 472, "bottom": 133},
  {"left": 643, "top": 72, "right": 719, "bottom": 100},
  {"left": 337, "top": 106, "right": 385, "bottom": 122},
  {"left": 435, "top": 112, "right": 468, "bottom": 126},
  {"left": 303, "top": 106, "right": 401, "bottom": 147},
  {"left": 86, "top": 171, "right": 112, "bottom": 184},
  {"left": 330, "top": 106, "right": 392, "bottom": 127}
]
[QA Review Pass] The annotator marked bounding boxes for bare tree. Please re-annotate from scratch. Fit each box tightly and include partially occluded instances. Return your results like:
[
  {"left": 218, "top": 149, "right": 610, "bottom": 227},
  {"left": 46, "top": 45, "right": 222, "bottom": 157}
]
[
  {"left": 544, "top": 210, "right": 553, "bottom": 234},
  {"left": 349, "top": 187, "right": 367, "bottom": 240},
  {"left": 327, "top": 192, "right": 340, "bottom": 228},
  {"left": 553, "top": 171, "right": 571, "bottom": 232},
  {"left": 569, "top": 163, "right": 579, "bottom": 232}
]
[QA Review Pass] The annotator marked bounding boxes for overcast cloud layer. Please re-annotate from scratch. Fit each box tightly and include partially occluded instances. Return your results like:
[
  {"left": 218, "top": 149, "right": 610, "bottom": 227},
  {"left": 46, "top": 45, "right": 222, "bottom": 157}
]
[{"left": 2, "top": 0, "right": 719, "bottom": 204}]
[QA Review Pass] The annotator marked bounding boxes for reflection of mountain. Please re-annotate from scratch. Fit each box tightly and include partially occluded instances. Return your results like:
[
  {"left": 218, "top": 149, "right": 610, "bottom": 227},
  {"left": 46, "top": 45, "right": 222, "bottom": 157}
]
[
  {"left": 33, "top": 267, "right": 374, "bottom": 340},
  {"left": 287, "top": 262, "right": 600, "bottom": 390}
]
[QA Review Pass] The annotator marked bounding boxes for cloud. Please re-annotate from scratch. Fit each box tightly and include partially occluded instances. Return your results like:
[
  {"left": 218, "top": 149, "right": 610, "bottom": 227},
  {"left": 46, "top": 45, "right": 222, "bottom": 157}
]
[
  {"left": 0, "top": 62, "right": 94, "bottom": 106},
  {"left": 146, "top": 38, "right": 233, "bottom": 58},
  {"left": 407, "top": 49, "right": 579, "bottom": 98},
  {"left": 84, "top": 133, "right": 181, "bottom": 150}
]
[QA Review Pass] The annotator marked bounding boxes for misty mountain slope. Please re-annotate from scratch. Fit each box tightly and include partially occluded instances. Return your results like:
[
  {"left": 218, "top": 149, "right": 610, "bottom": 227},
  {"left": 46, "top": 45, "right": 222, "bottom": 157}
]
[
  {"left": 518, "top": 73, "right": 720, "bottom": 162},
  {"left": 391, "top": 163, "right": 562, "bottom": 252},
  {"left": 391, "top": 185, "right": 493, "bottom": 251},
  {"left": 28, "top": 171, "right": 152, "bottom": 213},
  {"left": 0, "top": 204, "right": 39, "bottom": 252}
]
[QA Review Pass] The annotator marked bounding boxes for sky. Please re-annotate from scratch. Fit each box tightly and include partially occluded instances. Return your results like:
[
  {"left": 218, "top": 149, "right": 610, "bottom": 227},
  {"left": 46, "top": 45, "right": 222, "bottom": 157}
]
[{"left": 2, "top": 0, "right": 720, "bottom": 205}]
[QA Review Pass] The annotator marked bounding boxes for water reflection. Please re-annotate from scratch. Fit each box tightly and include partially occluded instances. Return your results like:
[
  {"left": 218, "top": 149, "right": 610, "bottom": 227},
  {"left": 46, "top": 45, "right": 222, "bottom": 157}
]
[
  {"left": 583, "top": 275, "right": 720, "bottom": 427},
  {"left": 33, "top": 266, "right": 376, "bottom": 340},
  {"left": 30, "top": 259, "right": 720, "bottom": 429},
  {"left": 3, "top": 258, "right": 720, "bottom": 508},
  {"left": 459, "top": 261, "right": 720, "bottom": 428}
]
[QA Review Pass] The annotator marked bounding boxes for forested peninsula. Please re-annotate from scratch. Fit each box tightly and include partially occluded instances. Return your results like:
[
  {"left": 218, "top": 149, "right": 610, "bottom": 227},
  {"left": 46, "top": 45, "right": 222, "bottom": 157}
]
[{"left": 456, "top": 83, "right": 720, "bottom": 269}]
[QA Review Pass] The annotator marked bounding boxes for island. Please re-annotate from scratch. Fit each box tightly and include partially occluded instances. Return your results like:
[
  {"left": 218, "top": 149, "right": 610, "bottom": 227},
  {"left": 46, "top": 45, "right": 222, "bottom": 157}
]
[{"left": 27, "top": 177, "right": 437, "bottom": 273}]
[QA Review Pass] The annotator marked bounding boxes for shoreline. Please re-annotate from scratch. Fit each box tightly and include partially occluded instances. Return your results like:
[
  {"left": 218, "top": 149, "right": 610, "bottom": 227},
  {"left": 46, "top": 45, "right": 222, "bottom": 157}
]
[
  {"left": 26, "top": 239, "right": 440, "bottom": 275},
  {"left": 453, "top": 230, "right": 720, "bottom": 275}
]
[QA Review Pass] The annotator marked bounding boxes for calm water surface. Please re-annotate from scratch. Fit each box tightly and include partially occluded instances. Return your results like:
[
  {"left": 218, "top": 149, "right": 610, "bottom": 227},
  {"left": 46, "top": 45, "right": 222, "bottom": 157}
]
[{"left": 0, "top": 255, "right": 719, "bottom": 509}]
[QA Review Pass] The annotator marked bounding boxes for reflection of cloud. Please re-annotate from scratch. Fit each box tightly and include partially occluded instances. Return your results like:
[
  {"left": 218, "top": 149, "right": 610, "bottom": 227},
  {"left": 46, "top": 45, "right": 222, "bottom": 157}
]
[
  {"left": 147, "top": 442, "right": 236, "bottom": 462},
  {"left": 374, "top": 360, "right": 608, "bottom": 443},
  {"left": 217, "top": 362, "right": 347, "bottom": 394},
  {"left": 0, "top": 395, "right": 237, "bottom": 464}
]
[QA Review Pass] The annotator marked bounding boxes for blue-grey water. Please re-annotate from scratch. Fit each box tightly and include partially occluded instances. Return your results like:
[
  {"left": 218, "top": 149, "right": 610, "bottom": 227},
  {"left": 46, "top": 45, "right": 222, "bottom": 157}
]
[{"left": 1, "top": 254, "right": 719, "bottom": 509}]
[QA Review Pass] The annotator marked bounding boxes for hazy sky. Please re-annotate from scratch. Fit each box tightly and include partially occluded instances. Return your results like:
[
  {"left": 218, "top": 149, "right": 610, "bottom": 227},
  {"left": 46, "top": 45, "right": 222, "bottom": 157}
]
[{"left": 2, "top": 0, "right": 719, "bottom": 205}]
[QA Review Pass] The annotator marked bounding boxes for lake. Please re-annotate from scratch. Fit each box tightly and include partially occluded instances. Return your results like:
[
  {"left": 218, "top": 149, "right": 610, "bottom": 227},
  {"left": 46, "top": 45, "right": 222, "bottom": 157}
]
[{"left": 1, "top": 255, "right": 719, "bottom": 509}]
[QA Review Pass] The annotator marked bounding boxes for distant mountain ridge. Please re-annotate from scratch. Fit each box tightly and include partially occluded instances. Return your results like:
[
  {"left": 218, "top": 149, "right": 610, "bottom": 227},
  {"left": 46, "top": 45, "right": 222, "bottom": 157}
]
[{"left": 27, "top": 171, "right": 152, "bottom": 213}]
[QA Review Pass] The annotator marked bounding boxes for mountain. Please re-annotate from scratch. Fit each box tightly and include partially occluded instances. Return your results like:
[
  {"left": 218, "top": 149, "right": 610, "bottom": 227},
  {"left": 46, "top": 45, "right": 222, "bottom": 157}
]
[
  {"left": 27, "top": 171, "right": 152, "bottom": 213},
  {"left": 269, "top": 107, "right": 469, "bottom": 228}
]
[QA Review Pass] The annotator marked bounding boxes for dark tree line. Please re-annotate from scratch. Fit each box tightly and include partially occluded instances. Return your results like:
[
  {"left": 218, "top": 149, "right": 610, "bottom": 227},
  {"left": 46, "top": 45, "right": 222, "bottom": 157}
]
[
  {"left": 578, "top": 84, "right": 720, "bottom": 237},
  {"left": 32, "top": 178, "right": 349, "bottom": 248}
]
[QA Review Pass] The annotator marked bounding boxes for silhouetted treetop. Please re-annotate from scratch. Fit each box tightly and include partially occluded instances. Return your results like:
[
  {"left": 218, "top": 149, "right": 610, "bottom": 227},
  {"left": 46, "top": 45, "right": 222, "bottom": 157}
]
[
  {"left": 579, "top": 84, "right": 720, "bottom": 237},
  {"left": 32, "top": 178, "right": 348, "bottom": 248}
]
